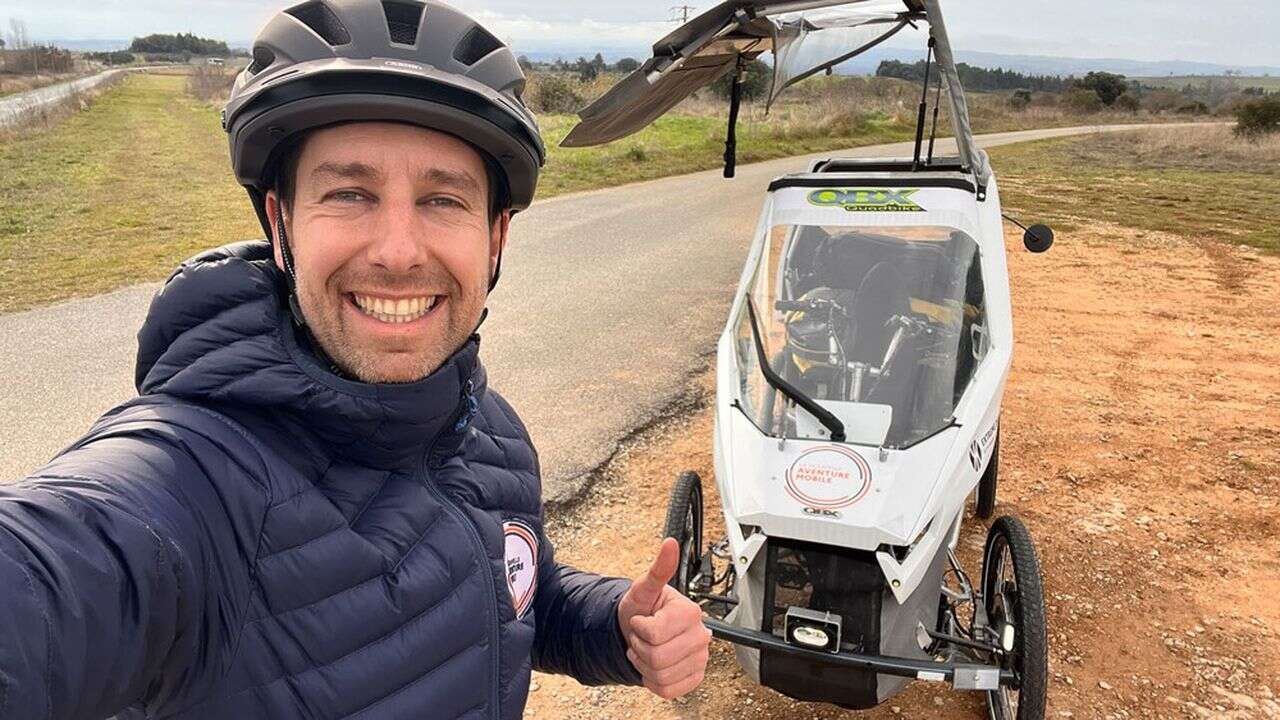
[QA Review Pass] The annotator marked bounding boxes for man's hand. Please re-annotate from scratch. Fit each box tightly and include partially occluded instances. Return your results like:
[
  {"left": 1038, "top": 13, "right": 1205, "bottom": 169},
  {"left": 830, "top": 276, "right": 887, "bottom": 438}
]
[{"left": 616, "top": 538, "right": 713, "bottom": 700}]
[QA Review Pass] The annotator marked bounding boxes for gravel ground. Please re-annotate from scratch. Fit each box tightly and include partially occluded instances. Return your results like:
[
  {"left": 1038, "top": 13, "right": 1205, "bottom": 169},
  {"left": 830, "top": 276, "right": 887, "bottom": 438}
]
[{"left": 524, "top": 222, "right": 1280, "bottom": 719}]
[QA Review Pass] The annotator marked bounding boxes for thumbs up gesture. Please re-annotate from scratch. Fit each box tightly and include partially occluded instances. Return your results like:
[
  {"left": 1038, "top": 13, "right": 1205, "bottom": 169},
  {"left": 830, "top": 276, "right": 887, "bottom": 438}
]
[{"left": 616, "top": 537, "right": 713, "bottom": 700}]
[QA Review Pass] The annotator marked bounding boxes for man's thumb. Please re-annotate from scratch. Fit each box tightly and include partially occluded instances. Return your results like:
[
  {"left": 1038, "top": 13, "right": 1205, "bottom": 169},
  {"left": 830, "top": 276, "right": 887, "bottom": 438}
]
[{"left": 629, "top": 537, "right": 680, "bottom": 615}]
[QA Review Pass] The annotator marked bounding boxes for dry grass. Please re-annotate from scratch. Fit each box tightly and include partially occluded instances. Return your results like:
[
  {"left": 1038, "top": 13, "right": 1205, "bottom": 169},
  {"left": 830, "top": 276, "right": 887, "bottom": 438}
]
[
  {"left": 992, "top": 124, "right": 1280, "bottom": 252},
  {"left": 186, "top": 64, "right": 236, "bottom": 104},
  {"left": 0, "top": 71, "right": 89, "bottom": 98},
  {"left": 1125, "top": 123, "right": 1280, "bottom": 172}
]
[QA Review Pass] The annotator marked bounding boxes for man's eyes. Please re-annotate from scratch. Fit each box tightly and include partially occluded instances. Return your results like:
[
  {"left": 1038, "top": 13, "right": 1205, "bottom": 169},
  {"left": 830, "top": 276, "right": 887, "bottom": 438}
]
[
  {"left": 424, "top": 196, "right": 467, "bottom": 210},
  {"left": 327, "top": 190, "right": 369, "bottom": 203},
  {"left": 321, "top": 192, "right": 470, "bottom": 211}
]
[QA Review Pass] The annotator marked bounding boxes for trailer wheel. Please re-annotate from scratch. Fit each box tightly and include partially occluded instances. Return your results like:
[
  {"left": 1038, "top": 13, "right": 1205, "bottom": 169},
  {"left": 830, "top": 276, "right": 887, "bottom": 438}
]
[
  {"left": 976, "top": 429, "right": 1000, "bottom": 519},
  {"left": 982, "top": 516, "right": 1047, "bottom": 720},
  {"left": 663, "top": 471, "right": 703, "bottom": 595}
]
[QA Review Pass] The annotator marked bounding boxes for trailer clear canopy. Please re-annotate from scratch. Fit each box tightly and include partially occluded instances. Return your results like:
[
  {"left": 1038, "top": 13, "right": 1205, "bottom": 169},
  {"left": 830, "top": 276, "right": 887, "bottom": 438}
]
[{"left": 561, "top": 0, "right": 990, "bottom": 188}]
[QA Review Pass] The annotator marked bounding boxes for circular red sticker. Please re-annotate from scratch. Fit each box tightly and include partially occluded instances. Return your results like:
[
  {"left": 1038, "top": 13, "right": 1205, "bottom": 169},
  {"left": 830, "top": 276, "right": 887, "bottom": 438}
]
[
  {"left": 504, "top": 520, "right": 539, "bottom": 619},
  {"left": 785, "top": 446, "right": 872, "bottom": 510}
]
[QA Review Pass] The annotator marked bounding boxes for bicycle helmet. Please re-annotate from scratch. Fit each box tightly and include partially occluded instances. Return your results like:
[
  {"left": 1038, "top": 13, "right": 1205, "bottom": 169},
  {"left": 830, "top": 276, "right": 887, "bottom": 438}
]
[{"left": 222, "top": 0, "right": 545, "bottom": 322}]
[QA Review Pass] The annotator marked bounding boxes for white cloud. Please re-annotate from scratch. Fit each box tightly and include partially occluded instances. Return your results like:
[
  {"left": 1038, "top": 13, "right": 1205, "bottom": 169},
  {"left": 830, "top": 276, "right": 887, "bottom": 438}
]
[{"left": 2, "top": 0, "right": 1277, "bottom": 67}]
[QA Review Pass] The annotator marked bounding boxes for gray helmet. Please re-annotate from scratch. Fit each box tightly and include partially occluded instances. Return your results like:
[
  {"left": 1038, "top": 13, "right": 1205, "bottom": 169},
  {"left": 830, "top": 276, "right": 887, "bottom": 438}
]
[{"left": 223, "top": 0, "right": 545, "bottom": 235}]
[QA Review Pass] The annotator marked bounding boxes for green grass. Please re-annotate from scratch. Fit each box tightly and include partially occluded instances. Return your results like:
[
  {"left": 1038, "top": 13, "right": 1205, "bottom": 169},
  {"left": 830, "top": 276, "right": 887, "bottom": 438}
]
[
  {"left": 990, "top": 128, "right": 1280, "bottom": 253},
  {"left": 537, "top": 111, "right": 919, "bottom": 197},
  {"left": 0, "top": 73, "right": 261, "bottom": 313}
]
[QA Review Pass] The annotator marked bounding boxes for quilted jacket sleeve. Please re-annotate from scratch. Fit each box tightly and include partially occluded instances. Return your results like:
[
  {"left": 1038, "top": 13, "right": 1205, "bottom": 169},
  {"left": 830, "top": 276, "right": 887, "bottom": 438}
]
[
  {"left": 0, "top": 420, "right": 259, "bottom": 719},
  {"left": 529, "top": 531, "right": 644, "bottom": 686}
]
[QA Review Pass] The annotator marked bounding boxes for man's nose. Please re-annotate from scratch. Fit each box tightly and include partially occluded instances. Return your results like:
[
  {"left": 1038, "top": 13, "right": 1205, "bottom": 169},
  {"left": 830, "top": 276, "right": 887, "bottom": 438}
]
[{"left": 366, "top": 200, "right": 426, "bottom": 273}]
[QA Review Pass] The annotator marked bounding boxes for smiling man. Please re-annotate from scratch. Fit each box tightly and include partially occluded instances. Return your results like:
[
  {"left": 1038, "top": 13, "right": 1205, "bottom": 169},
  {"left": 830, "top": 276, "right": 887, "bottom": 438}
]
[{"left": 0, "top": 2, "right": 709, "bottom": 719}]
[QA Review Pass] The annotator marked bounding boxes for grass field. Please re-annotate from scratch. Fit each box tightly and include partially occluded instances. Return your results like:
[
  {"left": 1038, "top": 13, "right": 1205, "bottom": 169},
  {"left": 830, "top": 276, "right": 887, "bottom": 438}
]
[
  {"left": 0, "top": 71, "right": 1231, "bottom": 314},
  {"left": 0, "top": 73, "right": 261, "bottom": 314},
  {"left": 1135, "top": 75, "right": 1280, "bottom": 91},
  {"left": 991, "top": 124, "right": 1280, "bottom": 253}
]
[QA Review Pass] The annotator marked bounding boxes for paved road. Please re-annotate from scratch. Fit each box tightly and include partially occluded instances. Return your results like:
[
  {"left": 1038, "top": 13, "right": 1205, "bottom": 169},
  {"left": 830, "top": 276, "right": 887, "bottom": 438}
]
[
  {"left": 0, "top": 68, "right": 129, "bottom": 128},
  {"left": 0, "top": 123, "right": 1202, "bottom": 500}
]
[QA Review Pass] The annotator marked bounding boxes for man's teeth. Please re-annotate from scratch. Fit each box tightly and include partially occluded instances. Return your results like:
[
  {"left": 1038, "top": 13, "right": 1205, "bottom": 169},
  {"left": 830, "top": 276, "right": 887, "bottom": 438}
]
[{"left": 352, "top": 294, "right": 439, "bottom": 323}]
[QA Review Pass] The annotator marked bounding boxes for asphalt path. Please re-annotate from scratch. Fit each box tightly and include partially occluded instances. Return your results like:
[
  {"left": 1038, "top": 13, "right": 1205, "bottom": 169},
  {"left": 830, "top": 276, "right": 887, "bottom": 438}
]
[
  {"left": 0, "top": 123, "right": 1196, "bottom": 500},
  {"left": 0, "top": 68, "right": 129, "bottom": 128}
]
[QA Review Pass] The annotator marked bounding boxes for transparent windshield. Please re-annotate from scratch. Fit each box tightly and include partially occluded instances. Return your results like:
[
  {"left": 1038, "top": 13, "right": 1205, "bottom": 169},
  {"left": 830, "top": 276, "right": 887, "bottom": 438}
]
[{"left": 734, "top": 224, "right": 987, "bottom": 448}]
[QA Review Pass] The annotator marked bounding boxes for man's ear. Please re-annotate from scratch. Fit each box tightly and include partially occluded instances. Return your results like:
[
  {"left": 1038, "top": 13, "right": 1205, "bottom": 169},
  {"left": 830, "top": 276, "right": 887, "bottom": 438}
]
[
  {"left": 489, "top": 209, "right": 511, "bottom": 276},
  {"left": 265, "top": 190, "right": 286, "bottom": 272}
]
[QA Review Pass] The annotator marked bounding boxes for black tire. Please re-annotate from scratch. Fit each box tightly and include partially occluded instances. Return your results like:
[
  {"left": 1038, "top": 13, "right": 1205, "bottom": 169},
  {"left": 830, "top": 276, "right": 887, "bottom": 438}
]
[
  {"left": 982, "top": 516, "right": 1047, "bottom": 720},
  {"left": 663, "top": 471, "right": 703, "bottom": 595},
  {"left": 976, "top": 429, "right": 1000, "bottom": 520}
]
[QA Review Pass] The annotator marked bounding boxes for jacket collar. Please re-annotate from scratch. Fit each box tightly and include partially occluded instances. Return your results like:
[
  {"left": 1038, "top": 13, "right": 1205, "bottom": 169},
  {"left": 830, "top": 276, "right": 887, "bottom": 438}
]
[{"left": 135, "top": 241, "right": 484, "bottom": 470}]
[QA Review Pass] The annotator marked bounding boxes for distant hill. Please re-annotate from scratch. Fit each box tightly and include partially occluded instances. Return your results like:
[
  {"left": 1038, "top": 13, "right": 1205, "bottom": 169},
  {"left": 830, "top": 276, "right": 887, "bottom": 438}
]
[
  {"left": 43, "top": 39, "right": 131, "bottom": 52},
  {"left": 512, "top": 46, "right": 1280, "bottom": 80},
  {"left": 43, "top": 38, "right": 1280, "bottom": 79}
]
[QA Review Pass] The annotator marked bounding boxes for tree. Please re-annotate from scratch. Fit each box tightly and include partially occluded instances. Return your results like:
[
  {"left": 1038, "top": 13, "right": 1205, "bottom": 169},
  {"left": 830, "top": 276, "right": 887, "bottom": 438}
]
[
  {"left": 8, "top": 18, "right": 30, "bottom": 50},
  {"left": 614, "top": 57, "right": 640, "bottom": 73},
  {"left": 1077, "top": 71, "right": 1129, "bottom": 107}
]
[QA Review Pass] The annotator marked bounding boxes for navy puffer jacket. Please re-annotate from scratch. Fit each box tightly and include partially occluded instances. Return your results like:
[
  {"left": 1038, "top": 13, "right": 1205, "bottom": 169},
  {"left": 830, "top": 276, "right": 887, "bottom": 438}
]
[{"left": 0, "top": 241, "right": 640, "bottom": 719}]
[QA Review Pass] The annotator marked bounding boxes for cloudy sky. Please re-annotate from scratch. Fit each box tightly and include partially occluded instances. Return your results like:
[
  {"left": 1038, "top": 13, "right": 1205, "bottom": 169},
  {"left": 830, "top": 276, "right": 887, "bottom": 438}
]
[{"left": 3, "top": 0, "right": 1277, "bottom": 67}]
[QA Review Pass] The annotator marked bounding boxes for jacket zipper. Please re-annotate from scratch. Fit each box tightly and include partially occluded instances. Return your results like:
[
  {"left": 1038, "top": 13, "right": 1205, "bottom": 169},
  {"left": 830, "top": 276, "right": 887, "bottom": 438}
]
[{"left": 419, "top": 380, "right": 502, "bottom": 718}]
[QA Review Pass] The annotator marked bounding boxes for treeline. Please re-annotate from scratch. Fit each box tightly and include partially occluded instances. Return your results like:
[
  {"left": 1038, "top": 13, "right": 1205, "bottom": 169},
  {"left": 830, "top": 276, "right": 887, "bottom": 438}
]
[
  {"left": 85, "top": 50, "right": 137, "bottom": 66},
  {"left": 519, "top": 53, "right": 641, "bottom": 82},
  {"left": 129, "top": 32, "right": 229, "bottom": 57},
  {"left": 876, "top": 59, "right": 1073, "bottom": 92}
]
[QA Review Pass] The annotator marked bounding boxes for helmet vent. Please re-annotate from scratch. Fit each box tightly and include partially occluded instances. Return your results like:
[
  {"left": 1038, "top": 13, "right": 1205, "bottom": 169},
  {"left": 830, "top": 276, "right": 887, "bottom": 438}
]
[
  {"left": 382, "top": 1, "right": 425, "bottom": 46},
  {"left": 286, "top": 1, "right": 352, "bottom": 46},
  {"left": 453, "top": 24, "right": 503, "bottom": 66},
  {"left": 248, "top": 46, "right": 276, "bottom": 75}
]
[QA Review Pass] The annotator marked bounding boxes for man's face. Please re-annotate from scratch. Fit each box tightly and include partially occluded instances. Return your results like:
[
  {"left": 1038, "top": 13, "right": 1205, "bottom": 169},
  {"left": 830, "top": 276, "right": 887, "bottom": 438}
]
[{"left": 266, "top": 122, "right": 509, "bottom": 384}]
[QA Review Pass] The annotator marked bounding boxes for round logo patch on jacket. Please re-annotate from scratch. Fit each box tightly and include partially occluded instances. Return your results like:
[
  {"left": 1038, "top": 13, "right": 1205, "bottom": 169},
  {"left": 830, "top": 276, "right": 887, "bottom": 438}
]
[{"left": 503, "top": 520, "right": 539, "bottom": 619}]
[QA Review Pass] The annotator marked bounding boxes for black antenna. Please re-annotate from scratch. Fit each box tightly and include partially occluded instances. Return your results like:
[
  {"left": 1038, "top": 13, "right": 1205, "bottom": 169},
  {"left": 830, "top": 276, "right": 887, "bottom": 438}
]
[
  {"left": 926, "top": 59, "right": 944, "bottom": 164},
  {"left": 911, "top": 36, "right": 936, "bottom": 170}
]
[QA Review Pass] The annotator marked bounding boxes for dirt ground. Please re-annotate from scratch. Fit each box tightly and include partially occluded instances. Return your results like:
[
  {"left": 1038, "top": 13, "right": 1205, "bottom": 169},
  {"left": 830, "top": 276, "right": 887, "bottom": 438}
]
[{"left": 524, "top": 223, "right": 1280, "bottom": 720}]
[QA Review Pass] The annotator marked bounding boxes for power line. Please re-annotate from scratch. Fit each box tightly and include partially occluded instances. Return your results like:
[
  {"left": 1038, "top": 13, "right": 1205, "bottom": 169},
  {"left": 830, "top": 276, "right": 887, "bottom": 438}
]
[{"left": 670, "top": 5, "right": 696, "bottom": 23}]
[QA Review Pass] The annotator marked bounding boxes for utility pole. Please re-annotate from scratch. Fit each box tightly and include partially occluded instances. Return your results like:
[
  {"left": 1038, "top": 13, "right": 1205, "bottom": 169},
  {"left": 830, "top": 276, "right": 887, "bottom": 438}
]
[{"left": 670, "top": 5, "right": 695, "bottom": 23}]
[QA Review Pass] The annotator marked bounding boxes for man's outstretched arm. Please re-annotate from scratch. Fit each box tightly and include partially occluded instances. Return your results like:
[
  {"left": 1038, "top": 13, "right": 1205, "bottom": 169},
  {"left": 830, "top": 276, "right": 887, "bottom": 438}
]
[{"left": 0, "top": 427, "right": 255, "bottom": 719}]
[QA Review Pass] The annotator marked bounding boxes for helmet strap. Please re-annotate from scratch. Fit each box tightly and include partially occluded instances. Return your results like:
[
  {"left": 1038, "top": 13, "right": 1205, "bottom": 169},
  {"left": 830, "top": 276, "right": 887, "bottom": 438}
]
[
  {"left": 274, "top": 199, "right": 307, "bottom": 328},
  {"left": 489, "top": 247, "right": 503, "bottom": 293}
]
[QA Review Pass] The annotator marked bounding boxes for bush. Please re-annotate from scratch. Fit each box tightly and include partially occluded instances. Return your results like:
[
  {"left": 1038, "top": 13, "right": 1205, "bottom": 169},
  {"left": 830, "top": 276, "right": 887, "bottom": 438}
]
[
  {"left": 614, "top": 57, "right": 641, "bottom": 73},
  {"left": 87, "top": 50, "right": 136, "bottom": 66},
  {"left": 1114, "top": 93, "right": 1141, "bottom": 112},
  {"left": 1177, "top": 100, "right": 1210, "bottom": 115},
  {"left": 527, "top": 74, "right": 583, "bottom": 114},
  {"left": 1062, "top": 87, "right": 1104, "bottom": 114},
  {"left": 1141, "top": 89, "right": 1184, "bottom": 114},
  {"left": 1008, "top": 89, "right": 1033, "bottom": 111},
  {"left": 1235, "top": 96, "right": 1280, "bottom": 137}
]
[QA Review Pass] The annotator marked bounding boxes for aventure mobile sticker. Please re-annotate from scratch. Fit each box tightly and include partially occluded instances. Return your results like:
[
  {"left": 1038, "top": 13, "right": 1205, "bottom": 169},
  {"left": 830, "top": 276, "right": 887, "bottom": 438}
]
[
  {"left": 503, "top": 520, "right": 539, "bottom": 619},
  {"left": 785, "top": 445, "right": 873, "bottom": 511}
]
